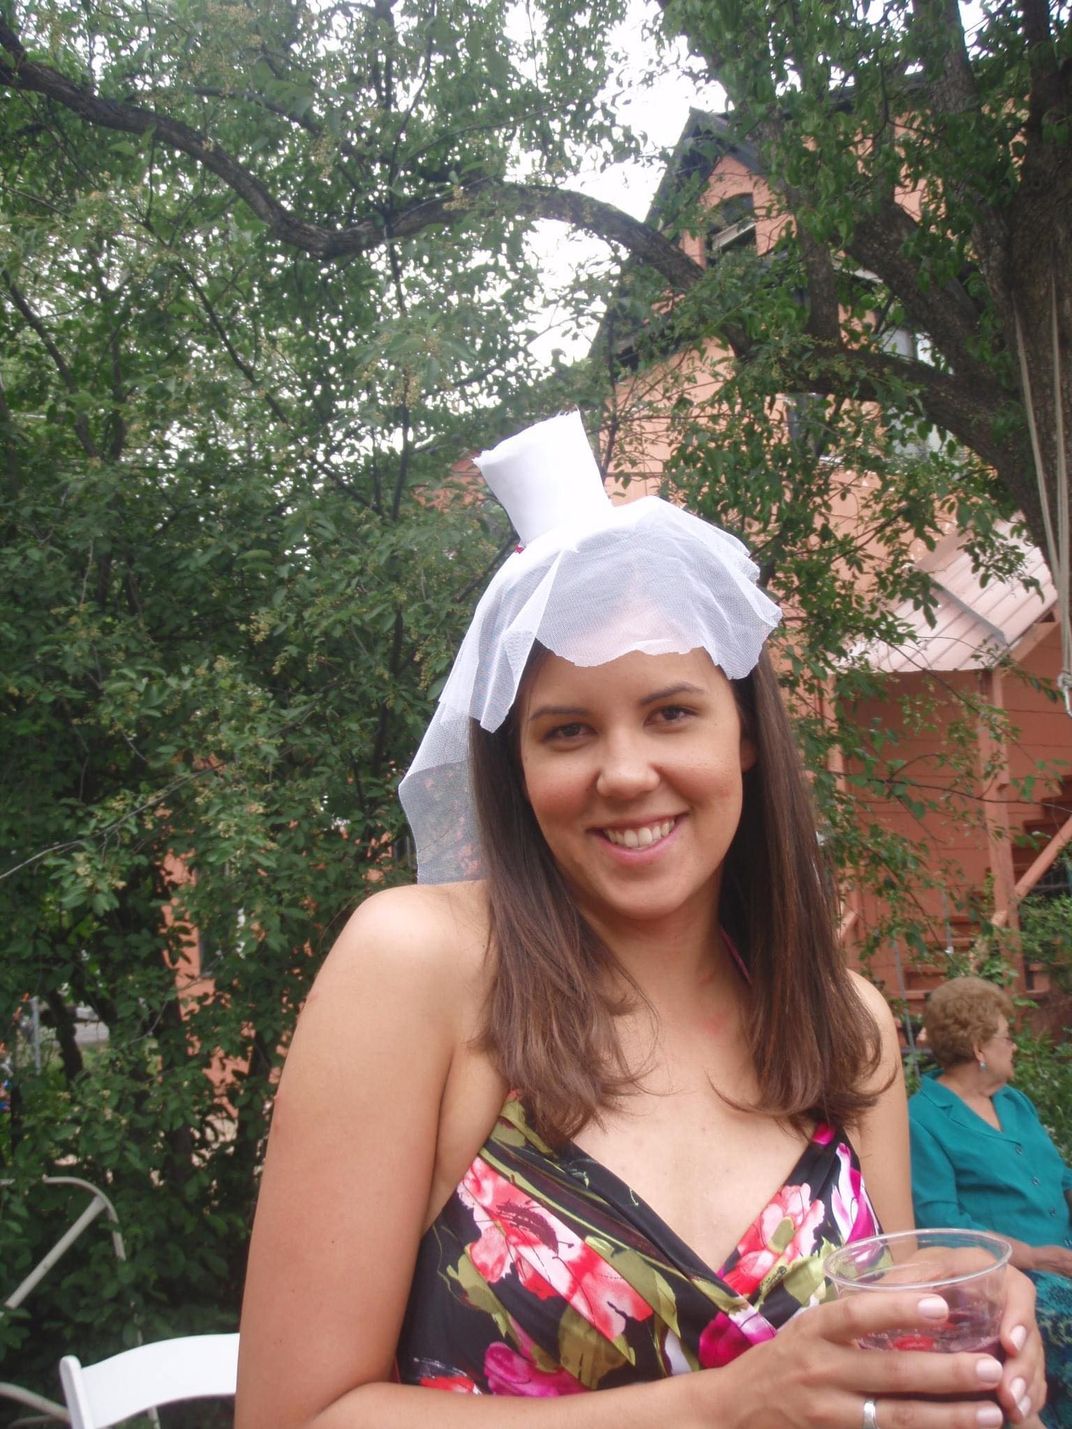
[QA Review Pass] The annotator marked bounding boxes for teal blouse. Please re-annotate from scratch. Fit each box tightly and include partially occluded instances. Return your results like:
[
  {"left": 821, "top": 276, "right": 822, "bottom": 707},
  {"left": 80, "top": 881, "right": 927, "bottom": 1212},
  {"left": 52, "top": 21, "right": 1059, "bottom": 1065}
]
[{"left": 909, "top": 1073, "right": 1072, "bottom": 1249}]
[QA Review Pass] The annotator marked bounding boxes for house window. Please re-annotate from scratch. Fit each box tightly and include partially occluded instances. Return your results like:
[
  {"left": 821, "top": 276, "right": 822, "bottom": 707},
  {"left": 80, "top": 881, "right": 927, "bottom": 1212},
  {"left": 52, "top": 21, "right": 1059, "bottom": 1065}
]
[
  {"left": 878, "top": 325, "right": 943, "bottom": 459},
  {"left": 704, "top": 193, "right": 756, "bottom": 265},
  {"left": 879, "top": 324, "right": 918, "bottom": 360},
  {"left": 877, "top": 323, "right": 935, "bottom": 367},
  {"left": 786, "top": 392, "right": 836, "bottom": 460}
]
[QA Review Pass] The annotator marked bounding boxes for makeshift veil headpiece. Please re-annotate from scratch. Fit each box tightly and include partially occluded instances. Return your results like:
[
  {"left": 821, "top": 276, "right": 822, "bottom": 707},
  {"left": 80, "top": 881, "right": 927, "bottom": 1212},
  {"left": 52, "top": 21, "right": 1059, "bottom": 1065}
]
[{"left": 398, "top": 411, "right": 782, "bottom": 883}]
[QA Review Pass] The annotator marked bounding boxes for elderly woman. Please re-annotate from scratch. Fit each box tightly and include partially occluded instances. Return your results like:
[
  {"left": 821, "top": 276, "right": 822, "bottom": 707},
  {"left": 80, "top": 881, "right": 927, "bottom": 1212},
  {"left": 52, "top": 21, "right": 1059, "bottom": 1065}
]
[{"left": 910, "top": 975, "right": 1072, "bottom": 1426}]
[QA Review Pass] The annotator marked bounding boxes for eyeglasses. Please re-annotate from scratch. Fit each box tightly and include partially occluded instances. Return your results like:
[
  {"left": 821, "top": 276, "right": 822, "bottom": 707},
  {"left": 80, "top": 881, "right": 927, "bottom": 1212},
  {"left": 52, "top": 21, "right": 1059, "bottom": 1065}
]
[{"left": 991, "top": 1033, "right": 1016, "bottom": 1046}]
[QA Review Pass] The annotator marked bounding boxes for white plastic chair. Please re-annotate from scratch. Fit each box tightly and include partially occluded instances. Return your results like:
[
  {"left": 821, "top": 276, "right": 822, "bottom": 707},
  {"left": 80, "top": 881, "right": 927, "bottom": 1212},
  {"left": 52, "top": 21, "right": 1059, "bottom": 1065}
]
[{"left": 59, "top": 1332, "right": 238, "bottom": 1428}]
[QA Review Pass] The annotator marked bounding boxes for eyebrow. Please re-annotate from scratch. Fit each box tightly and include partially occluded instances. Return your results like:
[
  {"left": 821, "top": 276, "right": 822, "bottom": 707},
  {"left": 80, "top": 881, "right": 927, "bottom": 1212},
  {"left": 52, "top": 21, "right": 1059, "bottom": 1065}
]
[{"left": 526, "top": 682, "right": 708, "bottom": 723}]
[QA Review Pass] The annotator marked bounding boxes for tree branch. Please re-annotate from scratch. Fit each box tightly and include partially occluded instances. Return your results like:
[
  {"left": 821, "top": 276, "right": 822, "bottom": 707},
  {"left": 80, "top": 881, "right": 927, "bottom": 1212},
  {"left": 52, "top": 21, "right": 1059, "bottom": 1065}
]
[
  {"left": 1, "top": 272, "right": 100, "bottom": 458},
  {"left": 794, "top": 343, "right": 1022, "bottom": 483},
  {"left": 189, "top": 84, "right": 374, "bottom": 190},
  {"left": 87, "top": 251, "right": 128, "bottom": 461},
  {"left": 0, "top": 22, "right": 704, "bottom": 289},
  {"left": 911, "top": 0, "right": 978, "bottom": 117},
  {"left": 797, "top": 226, "right": 843, "bottom": 346},
  {"left": 141, "top": 220, "right": 292, "bottom": 428},
  {"left": 1019, "top": 0, "right": 1052, "bottom": 48},
  {"left": 0, "top": 367, "right": 18, "bottom": 487},
  {"left": 845, "top": 199, "right": 996, "bottom": 386}
]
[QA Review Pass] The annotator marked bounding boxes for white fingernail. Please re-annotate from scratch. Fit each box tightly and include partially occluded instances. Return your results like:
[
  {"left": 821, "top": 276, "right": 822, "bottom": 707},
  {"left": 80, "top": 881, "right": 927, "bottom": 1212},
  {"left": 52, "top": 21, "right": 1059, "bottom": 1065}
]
[
  {"left": 1018, "top": 1395, "right": 1032, "bottom": 1419},
  {"left": 975, "top": 1407, "right": 1002, "bottom": 1427},
  {"left": 917, "top": 1294, "right": 948, "bottom": 1318},
  {"left": 1009, "top": 1324, "right": 1027, "bottom": 1352},
  {"left": 975, "top": 1357, "right": 1002, "bottom": 1384},
  {"left": 1010, "top": 1377, "right": 1026, "bottom": 1400}
]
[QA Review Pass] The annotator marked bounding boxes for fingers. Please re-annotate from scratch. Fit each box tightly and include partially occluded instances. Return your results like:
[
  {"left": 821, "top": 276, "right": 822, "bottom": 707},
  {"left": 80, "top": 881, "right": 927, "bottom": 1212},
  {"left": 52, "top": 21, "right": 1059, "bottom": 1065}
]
[
  {"left": 814, "top": 1292, "right": 1037, "bottom": 1422},
  {"left": 844, "top": 1346, "right": 1005, "bottom": 1401},
  {"left": 999, "top": 1269, "right": 1046, "bottom": 1423},
  {"left": 835, "top": 1353, "right": 1007, "bottom": 1428},
  {"left": 856, "top": 1397, "right": 1004, "bottom": 1428},
  {"left": 817, "top": 1290, "right": 952, "bottom": 1346},
  {"left": 1000, "top": 1373, "right": 1037, "bottom": 1425}
]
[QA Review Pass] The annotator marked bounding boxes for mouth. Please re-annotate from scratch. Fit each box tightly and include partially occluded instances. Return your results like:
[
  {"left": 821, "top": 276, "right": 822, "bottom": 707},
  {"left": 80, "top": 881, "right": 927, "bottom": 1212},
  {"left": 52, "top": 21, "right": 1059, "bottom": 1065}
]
[{"left": 600, "top": 817, "right": 678, "bottom": 850}]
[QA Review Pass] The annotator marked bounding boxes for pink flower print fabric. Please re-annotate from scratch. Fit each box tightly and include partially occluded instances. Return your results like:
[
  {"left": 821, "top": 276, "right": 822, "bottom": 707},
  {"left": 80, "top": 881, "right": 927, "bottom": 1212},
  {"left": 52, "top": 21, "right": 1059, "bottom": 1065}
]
[
  {"left": 396, "top": 1097, "right": 880, "bottom": 1395},
  {"left": 722, "top": 1182, "right": 828, "bottom": 1298},
  {"left": 459, "top": 1159, "right": 654, "bottom": 1340}
]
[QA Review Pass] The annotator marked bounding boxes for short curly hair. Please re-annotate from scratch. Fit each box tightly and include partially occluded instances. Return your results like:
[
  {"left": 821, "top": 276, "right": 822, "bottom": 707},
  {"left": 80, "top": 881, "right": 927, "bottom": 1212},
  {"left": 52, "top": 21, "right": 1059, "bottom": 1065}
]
[{"left": 923, "top": 977, "right": 1014, "bottom": 1070}]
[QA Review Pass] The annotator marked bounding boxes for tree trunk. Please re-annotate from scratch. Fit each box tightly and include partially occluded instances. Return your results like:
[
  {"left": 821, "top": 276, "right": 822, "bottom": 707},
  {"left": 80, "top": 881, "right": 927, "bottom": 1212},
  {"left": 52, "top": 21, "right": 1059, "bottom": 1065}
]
[{"left": 1002, "top": 65, "right": 1072, "bottom": 580}]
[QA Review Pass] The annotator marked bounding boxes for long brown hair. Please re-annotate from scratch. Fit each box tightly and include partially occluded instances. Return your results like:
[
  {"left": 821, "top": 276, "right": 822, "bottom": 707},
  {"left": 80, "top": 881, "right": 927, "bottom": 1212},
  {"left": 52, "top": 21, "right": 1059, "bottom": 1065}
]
[{"left": 469, "top": 648, "right": 883, "bottom": 1143}]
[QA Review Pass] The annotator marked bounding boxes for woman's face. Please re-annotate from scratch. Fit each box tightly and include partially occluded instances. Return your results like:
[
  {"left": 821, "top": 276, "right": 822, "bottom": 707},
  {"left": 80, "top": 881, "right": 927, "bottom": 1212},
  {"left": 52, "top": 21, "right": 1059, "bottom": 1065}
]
[
  {"left": 981, "top": 1014, "right": 1016, "bottom": 1084},
  {"left": 516, "top": 647, "right": 755, "bottom": 936}
]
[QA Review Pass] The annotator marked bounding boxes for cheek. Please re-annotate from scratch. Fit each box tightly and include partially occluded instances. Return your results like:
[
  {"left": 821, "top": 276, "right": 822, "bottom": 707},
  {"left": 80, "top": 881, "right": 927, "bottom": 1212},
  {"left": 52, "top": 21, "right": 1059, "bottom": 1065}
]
[
  {"left": 690, "top": 753, "right": 745, "bottom": 799},
  {"left": 520, "top": 755, "right": 588, "bottom": 826}
]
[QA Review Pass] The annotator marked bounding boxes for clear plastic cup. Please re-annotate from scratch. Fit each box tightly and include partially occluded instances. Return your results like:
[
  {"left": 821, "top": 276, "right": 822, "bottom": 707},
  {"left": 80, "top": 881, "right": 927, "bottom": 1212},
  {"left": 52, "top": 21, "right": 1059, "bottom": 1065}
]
[{"left": 824, "top": 1229, "right": 1012, "bottom": 1405}]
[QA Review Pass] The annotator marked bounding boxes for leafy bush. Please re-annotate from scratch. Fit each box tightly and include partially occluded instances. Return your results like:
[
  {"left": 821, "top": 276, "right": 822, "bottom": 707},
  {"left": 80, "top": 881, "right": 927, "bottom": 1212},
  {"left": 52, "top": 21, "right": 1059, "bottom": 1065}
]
[
  {"left": 1010, "top": 1028, "right": 1072, "bottom": 1166},
  {"left": 1019, "top": 879, "right": 1072, "bottom": 998}
]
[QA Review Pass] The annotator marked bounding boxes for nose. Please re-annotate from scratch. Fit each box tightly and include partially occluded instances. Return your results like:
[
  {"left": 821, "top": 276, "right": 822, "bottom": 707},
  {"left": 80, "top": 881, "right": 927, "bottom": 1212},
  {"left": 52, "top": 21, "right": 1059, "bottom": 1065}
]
[{"left": 595, "top": 732, "right": 660, "bottom": 801}]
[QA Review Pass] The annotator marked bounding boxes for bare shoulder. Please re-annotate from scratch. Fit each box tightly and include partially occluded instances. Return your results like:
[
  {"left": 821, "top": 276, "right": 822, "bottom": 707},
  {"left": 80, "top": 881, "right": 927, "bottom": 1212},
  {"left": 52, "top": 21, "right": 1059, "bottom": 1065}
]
[
  {"left": 313, "top": 878, "right": 492, "bottom": 1023},
  {"left": 269, "top": 877, "right": 494, "bottom": 1160},
  {"left": 334, "top": 877, "right": 489, "bottom": 955},
  {"left": 847, "top": 967, "right": 895, "bottom": 1023}
]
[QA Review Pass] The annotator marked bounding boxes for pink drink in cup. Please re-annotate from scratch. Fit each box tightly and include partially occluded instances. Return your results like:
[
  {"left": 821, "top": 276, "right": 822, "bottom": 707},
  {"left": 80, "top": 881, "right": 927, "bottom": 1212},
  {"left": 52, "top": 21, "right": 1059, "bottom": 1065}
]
[{"left": 824, "top": 1229, "right": 1012, "bottom": 1405}]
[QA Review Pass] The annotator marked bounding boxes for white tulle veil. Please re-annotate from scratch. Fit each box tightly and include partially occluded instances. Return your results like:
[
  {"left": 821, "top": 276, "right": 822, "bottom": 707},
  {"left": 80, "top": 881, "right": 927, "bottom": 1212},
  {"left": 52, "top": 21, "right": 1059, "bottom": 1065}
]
[{"left": 398, "top": 411, "right": 782, "bottom": 883}]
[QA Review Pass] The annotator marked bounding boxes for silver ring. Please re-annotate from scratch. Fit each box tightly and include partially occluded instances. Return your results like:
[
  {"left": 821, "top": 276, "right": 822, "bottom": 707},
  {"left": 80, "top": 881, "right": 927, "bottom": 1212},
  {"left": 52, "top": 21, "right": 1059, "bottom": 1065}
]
[{"left": 862, "top": 1399, "right": 879, "bottom": 1429}]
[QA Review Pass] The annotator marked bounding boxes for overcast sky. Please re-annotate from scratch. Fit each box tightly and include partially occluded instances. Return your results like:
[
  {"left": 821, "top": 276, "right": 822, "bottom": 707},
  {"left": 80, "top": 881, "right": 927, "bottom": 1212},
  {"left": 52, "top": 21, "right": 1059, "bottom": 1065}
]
[{"left": 524, "top": 0, "right": 723, "bottom": 363}]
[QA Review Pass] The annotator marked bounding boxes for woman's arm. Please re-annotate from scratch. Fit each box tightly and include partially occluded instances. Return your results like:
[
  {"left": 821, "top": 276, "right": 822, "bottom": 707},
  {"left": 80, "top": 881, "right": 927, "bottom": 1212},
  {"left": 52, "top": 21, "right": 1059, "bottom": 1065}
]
[
  {"left": 236, "top": 885, "right": 480, "bottom": 1428},
  {"left": 847, "top": 971, "right": 914, "bottom": 1234},
  {"left": 312, "top": 1291, "right": 1022, "bottom": 1429},
  {"left": 908, "top": 1117, "right": 994, "bottom": 1234},
  {"left": 1017, "top": 1246, "right": 1072, "bottom": 1280}
]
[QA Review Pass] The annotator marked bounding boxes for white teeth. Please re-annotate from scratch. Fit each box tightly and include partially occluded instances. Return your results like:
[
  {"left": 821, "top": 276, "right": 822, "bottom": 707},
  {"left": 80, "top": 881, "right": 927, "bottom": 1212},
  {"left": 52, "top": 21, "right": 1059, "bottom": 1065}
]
[{"left": 603, "top": 819, "right": 675, "bottom": 848}]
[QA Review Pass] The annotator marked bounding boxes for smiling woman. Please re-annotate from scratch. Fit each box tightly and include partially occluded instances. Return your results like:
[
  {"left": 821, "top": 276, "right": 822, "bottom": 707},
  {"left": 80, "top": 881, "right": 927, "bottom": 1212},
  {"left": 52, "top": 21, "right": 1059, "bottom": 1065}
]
[{"left": 236, "top": 413, "right": 1048, "bottom": 1429}]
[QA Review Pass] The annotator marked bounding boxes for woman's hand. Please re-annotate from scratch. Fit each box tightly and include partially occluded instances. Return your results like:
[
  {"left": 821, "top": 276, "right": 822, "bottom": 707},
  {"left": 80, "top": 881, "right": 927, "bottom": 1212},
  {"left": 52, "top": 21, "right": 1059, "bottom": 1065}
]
[
  {"left": 694, "top": 1291, "right": 1015, "bottom": 1428},
  {"left": 1022, "top": 1243, "right": 1072, "bottom": 1278},
  {"left": 998, "top": 1265, "right": 1047, "bottom": 1423}
]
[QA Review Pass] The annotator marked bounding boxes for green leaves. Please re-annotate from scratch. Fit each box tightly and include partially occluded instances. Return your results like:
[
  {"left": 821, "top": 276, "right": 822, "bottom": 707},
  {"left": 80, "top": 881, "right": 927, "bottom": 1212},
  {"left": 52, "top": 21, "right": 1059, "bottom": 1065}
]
[{"left": 0, "top": 0, "right": 586, "bottom": 1393}]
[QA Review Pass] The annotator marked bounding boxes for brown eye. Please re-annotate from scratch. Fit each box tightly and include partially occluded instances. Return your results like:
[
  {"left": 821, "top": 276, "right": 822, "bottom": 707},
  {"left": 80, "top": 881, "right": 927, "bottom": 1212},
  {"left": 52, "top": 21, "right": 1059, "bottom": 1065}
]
[
  {"left": 546, "top": 722, "right": 586, "bottom": 742},
  {"left": 653, "top": 705, "right": 693, "bottom": 724}
]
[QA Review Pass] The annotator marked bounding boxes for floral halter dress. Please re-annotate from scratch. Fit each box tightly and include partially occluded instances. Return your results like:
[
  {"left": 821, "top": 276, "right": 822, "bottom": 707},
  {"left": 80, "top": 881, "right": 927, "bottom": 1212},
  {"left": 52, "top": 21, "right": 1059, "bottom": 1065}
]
[{"left": 395, "top": 1094, "right": 879, "bottom": 1395}]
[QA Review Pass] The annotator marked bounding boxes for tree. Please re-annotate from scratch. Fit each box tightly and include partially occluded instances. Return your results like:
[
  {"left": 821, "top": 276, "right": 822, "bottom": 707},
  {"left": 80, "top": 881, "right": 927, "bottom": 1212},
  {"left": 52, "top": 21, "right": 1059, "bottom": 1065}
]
[
  {"left": 656, "top": 0, "right": 1070, "bottom": 600},
  {"left": 2, "top": 0, "right": 1067, "bottom": 577}
]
